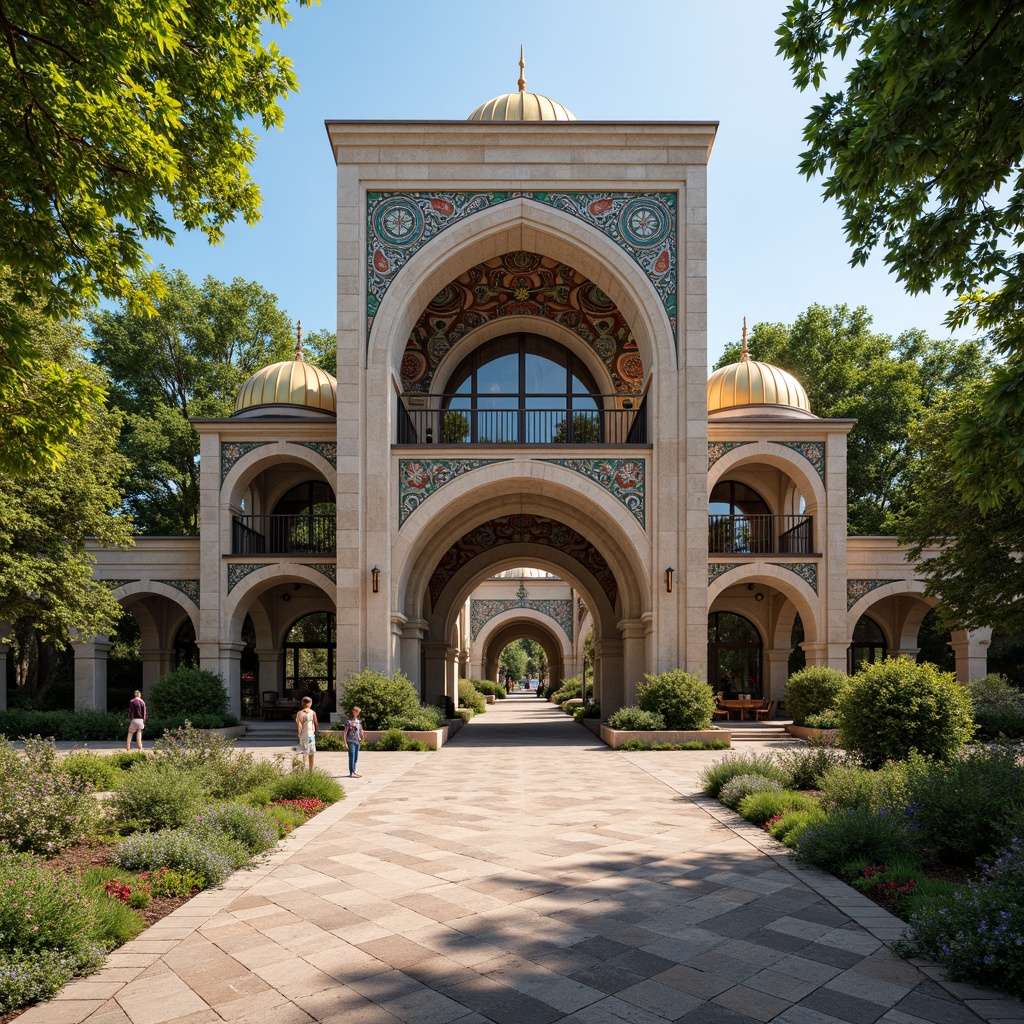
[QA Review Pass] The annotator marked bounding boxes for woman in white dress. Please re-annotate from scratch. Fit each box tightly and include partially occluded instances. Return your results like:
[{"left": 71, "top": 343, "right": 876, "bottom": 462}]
[{"left": 294, "top": 696, "right": 319, "bottom": 769}]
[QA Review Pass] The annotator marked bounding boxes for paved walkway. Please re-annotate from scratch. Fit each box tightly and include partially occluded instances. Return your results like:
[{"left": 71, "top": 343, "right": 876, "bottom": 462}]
[{"left": 24, "top": 696, "right": 1021, "bottom": 1024}]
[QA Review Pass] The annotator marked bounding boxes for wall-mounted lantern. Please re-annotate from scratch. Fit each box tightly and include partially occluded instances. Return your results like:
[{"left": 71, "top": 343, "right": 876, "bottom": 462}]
[
  {"left": 371, "top": 566, "right": 380, "bottom": 593},
  {"left": 665, "top": 567, "right": 674, "bottom": 593}
]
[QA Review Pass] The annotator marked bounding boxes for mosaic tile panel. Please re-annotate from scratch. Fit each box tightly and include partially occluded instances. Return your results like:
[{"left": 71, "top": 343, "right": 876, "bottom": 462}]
[
  {"left": 367, "top": 191, "right": 677, "bottom": 339},
  {"left": 227, "top": 563, "right": 269, "bottom": 592},
  {"left": 470, "top": 598, "right": 574, "bottom": 641},
  {"left": 302, "top": 563, "right": 337, "bottom": 585},
  {"left": 156, "top": 579, "right": 200, "bottom": 607},
  {"left": 221, "top": 442, "right": 271, "bottom": 484},
  {"left": 708, "top": 441, "right": 754, "bottom": 469},
  {"left": 541, "top": 458, "right": 645, "bottom": 528},
  {"left": 399, "top": 459, "right": 510, "bottom": 527},
  {"left": 102, "top": 579, "right": 140, "bottom": 590},
  {"left": 771, "top": 561, "right": 818, "bottom": 593},
  {"left": 295, "top": 442, "right": 338, "bottom": 469},
  {"left": 708, "top": 563, "right": 743, "bottom": 585},
  {"left": 847, "top": 578, "right": 902, "bottom": 610},
  {"left": 778, "top": 441, "right": 826, "bottom": 481}
]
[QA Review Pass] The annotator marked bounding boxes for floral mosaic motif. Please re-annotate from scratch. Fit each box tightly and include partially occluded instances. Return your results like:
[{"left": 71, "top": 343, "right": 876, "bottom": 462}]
[
  {"left": 771, "top": 562, "right": 818, "bottom": 593},
  {"left": 847, "top": 578, "right": 902, "bottom": 611},
  {"left": 221, "top": 442, "right": 271, "bottom": 484},
  {"left": 403, "top": 252, "right": 644, "bottom": 395},
  {"left": 302, "top": 563, "right": 337, "bottom": 585},
  {"left": 470, "top": 599, "right": 574, "bottom": 641},
  {"left": 227, "top": 563, "right": 269, "bottom": 592},
  {"left": 156, "top": 579, "right": 200, "bottom": 607},
  {"left": 399, "top": 459, "right": 510, "bottom": 527},
  {"left": 708, "top": 441, "right": 754, "bottom": 469},
  {"left": 429, "top": 514, "right": 617, "bottom": 608},
  {"left": 778, "top": 441, "right": 826, "bottom": 481},
  {"left": 102, "top": 579, "right": 140, "bottom": 590},
  {"left": 540, "top": 458, "right": 646, "bottom": 528},
  {"left": 708, "top": 563, "right": 743, "bottom": 586},
  {"left": 367, "top": 191, "right": 677, "bottom": 340},
  {"left": 295, "top": 442, "right": 338, "bottom": 469}
]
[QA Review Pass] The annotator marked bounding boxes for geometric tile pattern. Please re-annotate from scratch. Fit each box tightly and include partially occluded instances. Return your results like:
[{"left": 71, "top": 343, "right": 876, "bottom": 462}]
[
  {"left": 470, "top": 598, "right": 574, "bottom": 641},
  {"left": 541, "top": 458, "right": 646, "bottom": 528},
  {"left": 847, "top": 579, "right": 902, "bottom": 611},
  {"left": 399, "top": 459, "right": 511, "bottom": 528}
]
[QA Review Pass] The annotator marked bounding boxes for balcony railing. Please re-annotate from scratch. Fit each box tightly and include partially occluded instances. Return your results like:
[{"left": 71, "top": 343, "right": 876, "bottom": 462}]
[
  {"left": 708, "top": 514, "right": 814, "bottom": 555},
  {"left": 232, "top": 514, "right": 335, "bottom": 555},
  {"left": 396, "top": 394, "right": 647, "bottom": 445}
]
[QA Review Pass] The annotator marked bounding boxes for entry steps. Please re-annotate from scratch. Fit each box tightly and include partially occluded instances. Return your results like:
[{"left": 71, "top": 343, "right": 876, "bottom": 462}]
[{"left": 723, "top": 720, "right": 792, "bottom": 742}]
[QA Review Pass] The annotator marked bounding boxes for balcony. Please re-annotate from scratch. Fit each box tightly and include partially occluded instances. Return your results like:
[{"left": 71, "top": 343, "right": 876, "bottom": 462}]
[
  {"left": 708, "top": 514, "right": 814, "bottom": 555},
  {"left": 232, "top": 514, "right": 335, "bottom": 556},
  {"left": 396, "top": 394, "right": 648, "bottom": 446}
]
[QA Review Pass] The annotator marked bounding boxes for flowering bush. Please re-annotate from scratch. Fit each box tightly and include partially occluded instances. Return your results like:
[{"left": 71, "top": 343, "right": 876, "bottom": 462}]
[
  {"left": 188, "top": 802, "right": 279, "bottom": 857},
  {"left": 0, "top": 737, "right": 100, "bottom": 855},
  {"left": 796, "top": 807, "right": 921, "bottom": 875},
  {"left": 719, "top": 774, "right": 783, "bottom": 810},
  {"left": 112, "top": 761, "right": 206, "bottom": 831},
  {"left": 272, "top": 798, "right": 327, "bottom": 818},
  {"left": 699, "top": 752, "right": 790, "bottom": 798},
  {"left": 147, "top": 867, "right": 205, "bottom": 898},
  {"left": 112, "top": 828, "right": 243, "bottom": 886}
]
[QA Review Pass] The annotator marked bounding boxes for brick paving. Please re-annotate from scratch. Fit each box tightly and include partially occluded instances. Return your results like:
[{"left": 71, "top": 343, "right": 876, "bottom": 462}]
[{"left": 22, "top": 695, "right": 1023, "bottom": 1024}]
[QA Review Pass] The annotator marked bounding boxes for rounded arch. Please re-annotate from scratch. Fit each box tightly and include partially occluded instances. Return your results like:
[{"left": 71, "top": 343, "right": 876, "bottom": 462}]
[
  {"left": 846, "top": 579, "right": 934, "bottom": 636},
  {"left": 477, "top": 605, "right": 573, "bottom": 654},
  {"left": 225, "top": 564, "right": 337, "bottom": 640},
  {"left": 708, "top": 443, "right": 826, "bottom": 516},
  {"left": 479, "top": 612, "right": 569, "bottom": 687},
  {"left": 222, "top": 443, "right": 336, "bottom": 508},
  {"left": 708, "top": 565, "right": 820, "bottom": 643},
  {"left": 370, "top": 197, "right": 674, "bottom": 384},
  {"left": 112, "top": 582, "right": 199, "bottom": 640}
]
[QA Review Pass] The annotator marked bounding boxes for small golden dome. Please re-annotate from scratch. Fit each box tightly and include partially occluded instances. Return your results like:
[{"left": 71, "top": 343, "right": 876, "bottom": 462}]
[
  {"left": 234, "top": 324, "right": 337, "bottom": 418},
  {"left": 707, "top": 321, "right": 813, "bottom": 418},
  {"left": 468, "top": 47, "right": 577, "bottom": 122}
]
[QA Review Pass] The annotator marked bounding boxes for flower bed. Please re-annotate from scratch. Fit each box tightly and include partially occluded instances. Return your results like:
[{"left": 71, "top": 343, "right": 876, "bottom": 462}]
[{"left": 600, "top": 724, "right": 728, "bottom": 749}]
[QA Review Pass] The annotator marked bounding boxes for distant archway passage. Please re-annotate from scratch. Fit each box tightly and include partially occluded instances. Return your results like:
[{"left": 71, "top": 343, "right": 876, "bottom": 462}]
[{"left": 428, "top": 514, "right": 618, "bottom": 609}]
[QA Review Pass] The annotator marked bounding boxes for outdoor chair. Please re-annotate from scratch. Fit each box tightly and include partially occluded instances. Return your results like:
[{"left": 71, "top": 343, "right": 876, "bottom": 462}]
[
  {"left": 260, "top": 690, "right": 280, "bottom": 720},
  {"left": 755, "top": 700, "right": 776, "bottom": 721},
  {"left": 713, "top": 700, "right": 729, "bottom": 721}
]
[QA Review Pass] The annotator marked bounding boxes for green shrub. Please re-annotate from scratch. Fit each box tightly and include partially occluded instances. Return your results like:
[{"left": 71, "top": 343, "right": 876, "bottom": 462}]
[
  {"left": 264, "top": 802, "right": 306, "bottom": 835},
  {"left": 471, "top": 679, "right": 506, "bottom": 699},
  {"left": 773, "top": 743, "right": 853, "bottom": 790},
  {"left": 837, "top": 657, "right": 976, "bottom": 768},
  {"left": 804, "top": 710, "right": 841, "bottom": 729},
  {"left": 818, "top": 764, "right": 888, "bottom": 813},
  {"left": 766, "top": 808, "right": 824, "bottom": 847},
  {"left": 550, "top": 676, "right": 591, "bottom": 705},
  {"left": 699, "top": 752, "right": 790, "bottom": 797},
  {"left": 796, "top": 808, "right": 921, "bottom": 875},
  {"left": 458, "top": 679, "right": 486, "bottom": 714},
  {"left": 968, "top": 673, "right": 1024, "bottom": 740},
  {"left": 384, "top": 704, "right": 447, "bottom": 730},
  {"left": 370, "top": 728, "right": 430, "bottom": 751},
  {"left": 455, "top": 708, "right": 474, "bottom": 724},
  {"left": 637, "top": 670, "right": 715, "bottom": 730},
  {"left": 83, "top": 883, "right": 146, "bottom": 948},
  {"left": 315, "top": 731, "right": 347, "bottom": 751},
  {"left": 737, "top": 790, "right": 820, "bottom": 826},
  {"left": 272, "top": 768, "right": 345, "bottom": 804},
  {"left": 719, "top": 774, "right": 783, "bottom": 810},
  {"left": 107, "top": 751, "right": 149, "bottom": 771},
  {"left": 340, "top": 668, "right": 419, "bottom": 729},
  {"left": 190, "top": 802, "right": 280, "bottom": 856},
  {"left": 113, "top": 828, "right": 245, "bottom": 886},
  {"left": 152, "top": 721, "right": 267, "bottom": 798},
  {"left": 0, "top": 707, "right": 126, "bottom": 741},
  {"left": 607, "top": 706, "right": 666, "bottom": 731},
  {"left": 61, "top": 751, "right": 123, "bottom": 791},
  {"left": 150, "top": 667, "right": 229, "bottom": 718},
  {"left": 149, "top": 867, "right": 206, "bottom": 898},
  {"left": 208, "top": 750, "right": 284, "bottom": 800},
  {"left": 112, "top": 761, "right": 206, "bottom": 831},
  {"left": 784, "top": 667, "right": 850, "bottom": 726}
]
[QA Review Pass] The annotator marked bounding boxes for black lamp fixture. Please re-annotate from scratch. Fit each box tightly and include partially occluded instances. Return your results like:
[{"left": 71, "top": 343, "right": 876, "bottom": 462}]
[
  {"left": 665, "top": 567, "right": 674, "bottom": 593},
  {"left": 371, "top": 566, "right": 380, "bottom": 593}
]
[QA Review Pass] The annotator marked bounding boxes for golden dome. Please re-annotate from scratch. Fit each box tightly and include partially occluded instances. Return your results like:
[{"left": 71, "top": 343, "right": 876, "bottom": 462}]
[
  {"left": 468, "top": 48, "right": 577, "bottom": 122},
  {"left": 707, "top": 322, "right": 813, "bottom": 418},
  {"left": 234, "top": 324, "right": 337, "bottom": 418}
]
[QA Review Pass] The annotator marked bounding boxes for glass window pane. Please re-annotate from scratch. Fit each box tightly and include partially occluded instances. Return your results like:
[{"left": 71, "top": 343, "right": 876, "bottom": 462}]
[
  {"left": 477, "top": 353, "right": 518, "bottom": 394},
  {"left": 525, "top": 353, "right": 565, "bottom": 394}
]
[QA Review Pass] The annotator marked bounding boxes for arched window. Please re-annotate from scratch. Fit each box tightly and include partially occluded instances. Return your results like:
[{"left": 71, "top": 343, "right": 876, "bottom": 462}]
[
  {"left": 709, "top": 481, "right": 771, "bottom": 554},
  {"left": 283, "top": 612, "right": 336, "bottom": 703},
  {"left": 239, "top": 615, "right": 259, "bottom": 718},
  {"left": 708, "top": 612, "right": 763, "bottom": 698},
  {"left": 848, "top": 615, "right": 887, "bottom": 673}
]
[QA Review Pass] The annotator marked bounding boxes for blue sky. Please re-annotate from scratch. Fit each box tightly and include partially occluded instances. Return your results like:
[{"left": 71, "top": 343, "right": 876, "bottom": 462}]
[{"left": 145, "top": 0, "right": 971, "bottom": 366}]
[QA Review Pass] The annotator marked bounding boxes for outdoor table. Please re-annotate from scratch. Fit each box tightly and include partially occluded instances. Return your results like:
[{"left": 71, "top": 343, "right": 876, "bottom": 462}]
[{"left": 719, "top": 699, "right": 763, "bottom": 721}]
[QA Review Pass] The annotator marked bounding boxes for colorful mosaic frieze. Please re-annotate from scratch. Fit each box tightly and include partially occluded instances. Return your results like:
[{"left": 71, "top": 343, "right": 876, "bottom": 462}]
[
  {"left": 295, "top": 442, "right": 338, "bottom": 469},
  {"left": 221, "top": 442, "right": 271, "bottom": 484},
  {"left": 302, "top": 563, "right": 337, "bottom": 585},
  {"left": 403, "top": 251, "right": 644, "bottom": 394},
  {"left": 156, "top": 579, "right": 200, "bottom": 607},
  {"left": 399, "top": 459, "right": 510, "bottom": 527},
  {"left": 102, "top": 579, "right": 140, "bottom": 590},
  {"left": 429, "top": 514, "right": 617, "bottom": 607},
  {"left": 541, "top": 458, "right": 645, "bottom": 528},
  {"left": 708, "top": 563, "right": 743, "bottom": 586},
  {"left": 847, "top": 578, "right": 901, "bottom": 610},
  {"left": 470, "top": 598, "right": 574, "bottom": 641},
  {"left": 771, "top": 562, "right": 818, "bottom": 593},
  {"left": 778, "top": 441, "right": 826, "bottom": 481},
  {"left": 708, "top": 441, "right": 754, "bottom": 469},
  {"left": 227, "top": 563, "right": 268, "bottom": 592},
  {"left": 368, "top": 191, "right": 677, "bottom": 339}
]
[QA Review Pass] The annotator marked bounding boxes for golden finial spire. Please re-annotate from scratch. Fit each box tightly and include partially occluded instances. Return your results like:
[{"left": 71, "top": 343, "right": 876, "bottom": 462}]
[
  {"left": 741, "top": 317, "right": 749, "bottom": 361},
  {"left": 517, "top": 45, "right": 526, "bottom": 92},
  {"left": 295, "top": 320, "right": 304, "bottom": 361}
]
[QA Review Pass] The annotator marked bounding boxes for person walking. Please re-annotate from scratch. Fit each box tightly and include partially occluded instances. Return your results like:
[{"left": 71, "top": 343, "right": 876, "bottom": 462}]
[
  {"left": 343, "top": 705, "right": 364, "bottom": 778},
  {"left": 126, "top": 690, "right": 146, "bottom": 751},
  {"left": 294, "top": 696, "right": 319, "bottom": 770}
]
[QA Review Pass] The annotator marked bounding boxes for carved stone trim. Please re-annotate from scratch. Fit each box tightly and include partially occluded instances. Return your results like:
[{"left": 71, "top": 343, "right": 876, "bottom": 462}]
[
  {"left": 777, "top": 441, "right": 826, "bottom": 481},
  {"left": 470, "top": 598, "right": 573, "bottom": 641},
  {"left": 302, "top": 563, "right": 337, "bottom": 585},
  {"left": 295, "top": 442, "right": 338, "bottom": 469},
  {"left": 227, "top": 563, "right": 269, "bottom": 592}
]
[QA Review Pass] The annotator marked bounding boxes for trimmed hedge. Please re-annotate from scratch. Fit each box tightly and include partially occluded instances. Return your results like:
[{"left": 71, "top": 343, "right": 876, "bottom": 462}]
[
  {"left": 150, "top": 668, "right": 229, "bottom": 718},
  {"left": 0, "top": 709, "right": 236, "bottom": 741},
  {"left": 783, "top": 666, "right": 850, "bottom": 726},
  {"left": 637, "top": 669, "right": 715, "bottom": 730}
]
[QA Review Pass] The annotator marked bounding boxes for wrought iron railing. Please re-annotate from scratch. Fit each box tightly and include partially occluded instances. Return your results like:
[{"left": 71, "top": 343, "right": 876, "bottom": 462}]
[
  {"left": 396, "top": 394, "right": 647, "bottom": 445},
  {"left": 708, "top": 514, "right": 814, "bottom": 555},
  {"left": 232, "top": 514, "right": 335, "bottom": 555}
]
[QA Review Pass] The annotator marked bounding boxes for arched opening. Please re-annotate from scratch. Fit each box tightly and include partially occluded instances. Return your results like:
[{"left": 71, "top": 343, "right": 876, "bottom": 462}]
[
  {"left": 848, "top": 615, "right": 887, "bottom": 673},
  {"left": 789, "top": 614, "right": 806, "bottom": 676},
  {"left": 916, "top": 608, "right": 954, "bottom": 672},
  {"left": 174, "top": 619, "right": 200, "bottom": 669},
  {"left": 239, "top": 615, "right": 259, "bottom": 718},
  {"left": 233, "top": 476, "right": 336, "bottom": 556},
  {"left": 709, "top": 479, "right": 812, "bottom": 555},
  {"left": 708, "top": 612, "right": 763, "bottom": 698},
  {"left": 283, "top": 612, "right": 336, "bottom": 711}
]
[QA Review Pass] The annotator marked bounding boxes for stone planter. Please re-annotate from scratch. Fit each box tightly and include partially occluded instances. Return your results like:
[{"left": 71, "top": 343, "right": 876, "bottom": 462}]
[
  {"left": 562, "top": 698, "right": 584, "bottom": 713},
  {"left": 579, "top": 717, "right": 602, "bottom": 737},
  {"left": 600, "top": 725, "right": 730, "bottom": 749},
  {"left": 785, "top": 724, "right": 840, "bottom": 743},
  {"left": 485, "top": 694, "right": 496, "bottom": 704},
  {"left": 361, "top": 726, "right": 449, "bottom": 750}
]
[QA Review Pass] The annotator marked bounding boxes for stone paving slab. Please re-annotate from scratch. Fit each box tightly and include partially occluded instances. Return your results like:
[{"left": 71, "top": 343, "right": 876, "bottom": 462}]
[{"left": 19, "top": 696, "right": 1021, "bottom": 1024}]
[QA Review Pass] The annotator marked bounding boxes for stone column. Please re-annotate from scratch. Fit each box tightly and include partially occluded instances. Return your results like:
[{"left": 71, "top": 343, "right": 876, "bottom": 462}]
[
  {"left": 445, "top": 647, "right": 460, "bottom": 707},
  {"left": 74, "top": 637, "right": 112, "bottom": 712},
  {"left": 218, "top": 642, "right": 246, "bottom": 719},
  {"left": 421, "top": 642, "right": 449, "bottom": 707},
  {"left": 763, "top": 648, "right": 791, "bottom": 704},
  {"left": 801, "top": 641, "right": 847, "bottom": 671},
  {"left": 595, "top": 637, "right": 624, "bottom": 714},
  {"left": 256, "top": 649, "right": 282, "bottom": 696},
  {"left": 399, "top": 620, "right": 428, "bottom": 694},
  {"left": 619, "top": 620, "right": 648, "bottom": 707},
  {"left": 951, "top": 628, "right": 992, "bottom": 683}
]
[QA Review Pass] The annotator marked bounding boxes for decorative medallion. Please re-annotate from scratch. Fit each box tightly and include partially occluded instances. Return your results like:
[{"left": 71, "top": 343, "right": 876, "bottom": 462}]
[
  {"left": 708, "top": 563, "right": 743, "bottom": 586},
  {"left": 778, "top": 441, "right": 826, "bottom": 481},
  {"left": 156, "top": 579, "right": 200, "bottom": 607},
  {"left": 102, "top": 579, "right": 139, "bottom": 590},
  {"left": 470, "top": 598, "right": 574, "bottom": 641},
  {"left": 295, "top": 442, "right": 338, "bottom": 469},
  {"left": 429, "top": 514, "right": 617, "bottom": 607},
  {"left": 708, "top": 441, "right": 754, "bottom": 469},
  {"left": 221, "top": 442, "right": 271, "bottom": 484},
  {"left": 771, "top": 562, "right": 818, "bottom": 593},
  {"left": 847, "top": 578, "right": 901, "bottom": 611},
  {"left": 302, "top": 563, "right": 337, "bottom": 585},
  {"left": 399, "top": 459, "right": 509, "bottom": 527},
  {"left": 541, "top": 458, "right": 646, "bottom": 528},
  {"left": 367, "top": 191, "right": 677, "bottom": 340},
  {"left": 227, "top": 563, "right": 268, "bottom": 592}
]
